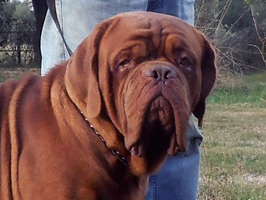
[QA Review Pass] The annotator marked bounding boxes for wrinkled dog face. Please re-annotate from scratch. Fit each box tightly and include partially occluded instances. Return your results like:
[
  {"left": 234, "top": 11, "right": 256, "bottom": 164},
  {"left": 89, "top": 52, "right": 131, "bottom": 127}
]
[
  {"left": 97, "top": 12, "right": 213, "bottom": 173},
  {"left": 66, "top": 12, "right": 216, "bottom": 175}
]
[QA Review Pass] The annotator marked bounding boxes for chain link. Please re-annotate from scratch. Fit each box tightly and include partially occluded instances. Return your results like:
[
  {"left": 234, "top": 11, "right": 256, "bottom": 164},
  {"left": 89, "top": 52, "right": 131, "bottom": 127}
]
[{"left": 81, "top": 112, "right": 128, "bottom": 166}]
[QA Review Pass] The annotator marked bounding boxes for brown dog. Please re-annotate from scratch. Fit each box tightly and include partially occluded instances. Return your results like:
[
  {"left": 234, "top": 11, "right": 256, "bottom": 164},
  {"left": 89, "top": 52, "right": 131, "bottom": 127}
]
[{"left": 0, "top": 12, "right": 216, "bottom": 200}]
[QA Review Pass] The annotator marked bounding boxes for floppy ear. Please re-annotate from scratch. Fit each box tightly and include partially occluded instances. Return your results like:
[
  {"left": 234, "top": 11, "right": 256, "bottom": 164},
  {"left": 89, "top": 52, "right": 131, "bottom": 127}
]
[
  {"left": 65, "top": 20, "right": 112, "bottom": 118},
  {"left": 193, "top": 33, "right": 216, "bottom": 127}
]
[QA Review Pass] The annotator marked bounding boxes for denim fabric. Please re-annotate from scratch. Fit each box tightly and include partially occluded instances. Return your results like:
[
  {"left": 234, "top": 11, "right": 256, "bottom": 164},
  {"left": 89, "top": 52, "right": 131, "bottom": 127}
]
[
  {"left": 147, "top": 0, "right": 195, "bottom": 25},
  {"left": 145, "top": 115, "right": 202, "bottom": 200},
  {"left": 41, "top": 0, "right": 195, "bottom": 75},
  {"left": 41, "top": 0, "right": 148, "bottom": 75},
  {"left": 41, "top": 1, "right": 201, "bottom": 200}
]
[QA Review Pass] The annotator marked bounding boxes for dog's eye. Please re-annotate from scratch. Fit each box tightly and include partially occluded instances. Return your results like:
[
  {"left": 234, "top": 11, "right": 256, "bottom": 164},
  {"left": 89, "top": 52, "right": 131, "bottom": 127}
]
[
  {"left": 118, "top": 59, "right": 131, "bottom": 69},
  {"left": 178, "top": 57, "right": 193, "bottom": 71}
]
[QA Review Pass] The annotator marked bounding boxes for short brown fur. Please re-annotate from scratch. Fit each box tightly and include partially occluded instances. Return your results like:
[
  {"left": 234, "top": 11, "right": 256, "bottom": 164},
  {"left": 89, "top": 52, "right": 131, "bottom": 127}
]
[{"left": 0, "top": 12, "right": 216, "bottom": 200}]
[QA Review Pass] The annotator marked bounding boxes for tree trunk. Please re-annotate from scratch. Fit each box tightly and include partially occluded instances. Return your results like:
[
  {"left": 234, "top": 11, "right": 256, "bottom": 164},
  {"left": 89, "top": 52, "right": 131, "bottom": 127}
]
[{"left": 32, "top": 0, "right": 47, "bottom": 66}]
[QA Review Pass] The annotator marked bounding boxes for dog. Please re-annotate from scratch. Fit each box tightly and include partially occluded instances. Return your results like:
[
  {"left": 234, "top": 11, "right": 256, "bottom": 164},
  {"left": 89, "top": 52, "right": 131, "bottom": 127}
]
[{"left": 0, "top": 12, "right": 216, "bottom": 199}]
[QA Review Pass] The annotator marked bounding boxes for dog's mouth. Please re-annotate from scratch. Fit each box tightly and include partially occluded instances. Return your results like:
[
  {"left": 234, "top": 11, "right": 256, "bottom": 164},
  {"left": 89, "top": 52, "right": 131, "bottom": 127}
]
[
  {"left": 123, "top": 73, "right": 190, "bottom": 175},
  {"left": 146, "top": 96, "right": 175, "bottom": 134},
  {"left": 126, "top": 95, "right": 178, "bottom": 158}
]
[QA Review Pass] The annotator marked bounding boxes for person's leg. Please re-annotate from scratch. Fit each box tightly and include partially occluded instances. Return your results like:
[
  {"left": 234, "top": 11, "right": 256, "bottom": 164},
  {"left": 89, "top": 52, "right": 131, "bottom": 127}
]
[
  {"left": 147, "top": 0, "right": 195, "bottom": 25},
  {"left": 41, "top": 0, "right": 148, "bottom": 75}
]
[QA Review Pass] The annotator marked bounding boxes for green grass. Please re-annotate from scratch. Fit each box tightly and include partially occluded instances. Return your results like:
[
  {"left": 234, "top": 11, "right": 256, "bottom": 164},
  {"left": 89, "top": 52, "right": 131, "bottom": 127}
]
[
  {"left": 208, "top": 72, "right": 266, "bottom": 107},
  {"left": 198, "top": 72, "right": 266, "bottom": 200},
  {"left": 199, "top": 104, "right": 266, "bottom": 199}
]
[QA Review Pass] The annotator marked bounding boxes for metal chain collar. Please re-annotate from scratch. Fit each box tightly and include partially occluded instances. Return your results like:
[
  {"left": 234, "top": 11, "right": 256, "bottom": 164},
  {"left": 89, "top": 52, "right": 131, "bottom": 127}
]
[{"left": 80, "top": 112, "right": 128, "bottom": 166}]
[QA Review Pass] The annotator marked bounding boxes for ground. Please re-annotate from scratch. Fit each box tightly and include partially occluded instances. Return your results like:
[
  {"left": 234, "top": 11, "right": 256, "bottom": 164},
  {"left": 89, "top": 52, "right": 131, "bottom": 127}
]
[
  {"left": 0, "top": 67, "right": 40, "bottom": 82},
  {"left": 199, "top": 104, "right": 266, "bottom": 200}
]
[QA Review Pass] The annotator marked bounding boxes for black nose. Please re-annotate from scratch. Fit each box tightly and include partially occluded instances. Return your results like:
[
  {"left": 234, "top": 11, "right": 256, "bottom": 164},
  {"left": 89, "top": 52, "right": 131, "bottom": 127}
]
[{"left": 143, "top": 65, "right": 176, "bottom": 83}]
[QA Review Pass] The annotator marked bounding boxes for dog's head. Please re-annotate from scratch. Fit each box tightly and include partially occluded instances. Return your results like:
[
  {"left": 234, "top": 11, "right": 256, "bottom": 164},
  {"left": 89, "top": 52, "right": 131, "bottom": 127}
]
[{"left": 65, "top": 12, "right": 216, "bottom": 175}]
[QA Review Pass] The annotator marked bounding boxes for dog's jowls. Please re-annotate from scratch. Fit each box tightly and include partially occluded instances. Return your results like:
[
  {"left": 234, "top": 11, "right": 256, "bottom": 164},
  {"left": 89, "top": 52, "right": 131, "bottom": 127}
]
[{"left": 0, "top": 12, "right": 216, "bottom": 200}]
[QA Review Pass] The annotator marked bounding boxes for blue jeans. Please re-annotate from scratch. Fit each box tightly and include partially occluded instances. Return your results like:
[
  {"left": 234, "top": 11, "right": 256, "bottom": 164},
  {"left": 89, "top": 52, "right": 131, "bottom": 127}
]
[
  {"left": 41, "top": 0, "right": 195, "bottom": 75},
  {"left": 41, "top": 1, "right": 201, "bottom": 199},
  {"left": 145, "top": 116, "right": 202, "bottom": 200}
]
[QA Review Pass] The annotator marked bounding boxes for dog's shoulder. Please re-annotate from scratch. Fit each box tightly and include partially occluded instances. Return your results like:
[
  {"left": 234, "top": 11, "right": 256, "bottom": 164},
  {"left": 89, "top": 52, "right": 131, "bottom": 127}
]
[{"left": 0, "top": 74, "right": 42, "bottom": 119}]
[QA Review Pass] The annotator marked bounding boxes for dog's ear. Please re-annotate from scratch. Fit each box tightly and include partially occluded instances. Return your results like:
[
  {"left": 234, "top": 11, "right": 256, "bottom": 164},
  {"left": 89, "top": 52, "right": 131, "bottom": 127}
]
[
  {"left": 193, "top": 33, "right": 216, "bottom": 127},
  {"left": 65, "top": 19, "right": 113, "bottom": 118}
]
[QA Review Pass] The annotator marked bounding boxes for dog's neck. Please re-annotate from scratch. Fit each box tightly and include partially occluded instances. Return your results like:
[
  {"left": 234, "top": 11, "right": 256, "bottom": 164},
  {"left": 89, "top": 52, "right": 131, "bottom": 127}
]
[
  {"left": 79, "top": 110, "right": 128, "bottom": 166},
  {"left": 49, "top": 67, "right": 164, "bottom": 178}
]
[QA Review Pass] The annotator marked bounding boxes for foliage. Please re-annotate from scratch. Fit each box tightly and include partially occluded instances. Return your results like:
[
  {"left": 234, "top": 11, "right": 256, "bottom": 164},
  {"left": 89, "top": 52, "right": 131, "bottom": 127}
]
[
  {"left": 195, "top": 0, "right": 266, "bottom": 75},
  {"left": 245, "top": 0, "right": 266, "bottom": 4},
  {"left": 0, "top": 0, "right": 35, "bottom": 65}
]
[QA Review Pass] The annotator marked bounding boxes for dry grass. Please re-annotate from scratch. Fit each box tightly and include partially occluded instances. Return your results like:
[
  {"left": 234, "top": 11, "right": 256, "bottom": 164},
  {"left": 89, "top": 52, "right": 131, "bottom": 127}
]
[
  {"left": 0, "top": 67, "right": 40, "bottom": 82},
  {"left": 198, "top": 104, "right": 266, "bottom": 199}
]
